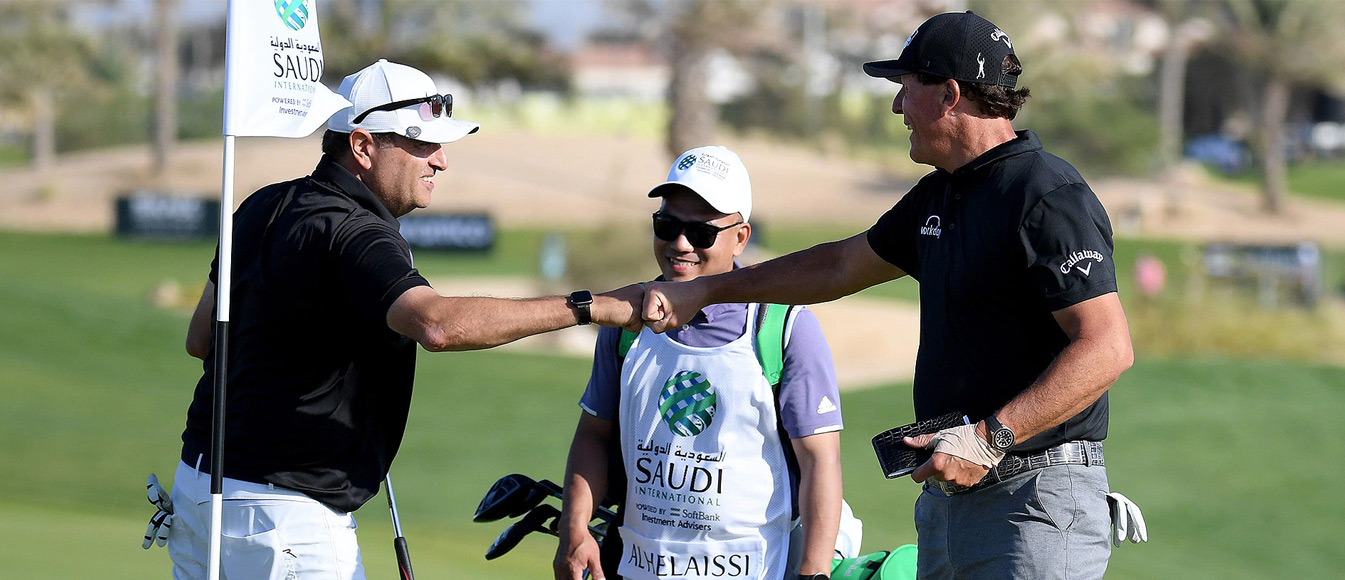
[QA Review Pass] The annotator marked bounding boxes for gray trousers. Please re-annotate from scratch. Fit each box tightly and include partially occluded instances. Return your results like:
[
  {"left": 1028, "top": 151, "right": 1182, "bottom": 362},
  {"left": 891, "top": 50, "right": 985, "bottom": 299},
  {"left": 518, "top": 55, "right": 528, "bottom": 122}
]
[{"left": 914, "top": 464, "right": 1111, "bottom": 580}]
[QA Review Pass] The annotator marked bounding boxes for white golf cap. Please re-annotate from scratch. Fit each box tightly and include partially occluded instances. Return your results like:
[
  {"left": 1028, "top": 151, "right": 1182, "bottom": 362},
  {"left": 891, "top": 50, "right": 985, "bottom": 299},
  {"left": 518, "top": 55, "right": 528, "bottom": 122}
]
[
  {"left": 648, "top": 145, "right": 752, "bottom": 221},
  {"left": 328, "top": 59, "right": 480, "bottom": 144}
]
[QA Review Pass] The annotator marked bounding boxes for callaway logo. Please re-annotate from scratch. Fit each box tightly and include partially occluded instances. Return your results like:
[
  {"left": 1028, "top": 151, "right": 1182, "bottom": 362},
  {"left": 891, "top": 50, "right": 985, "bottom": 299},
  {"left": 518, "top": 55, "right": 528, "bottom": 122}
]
[
  {"left": 976, "top": 53, "right": 986, "bottom": 80},
  {"left": 920, "top": 215, "right": 942, "bottom": 238},
  {"left": 990, "top": 28, "right": 1013, "bottom": 49},
  {"left": 274, "top": 0, "right": 310, "bottom": 31},
  {"left": 1060, "top": 249, "right": 1105, "bottom": 276},
  {"left": 678, "top": 154, "right": 698, "bottom": 170},
  {"left": 816, "top": 396, "right": 837, "bottom": 415},
  {"left": 658, "top": 371, "right": 718, "bottom": 437}
]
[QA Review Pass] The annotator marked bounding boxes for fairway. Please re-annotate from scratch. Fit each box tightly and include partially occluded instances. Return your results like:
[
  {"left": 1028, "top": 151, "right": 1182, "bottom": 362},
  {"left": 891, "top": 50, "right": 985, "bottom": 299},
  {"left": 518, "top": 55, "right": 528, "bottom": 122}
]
[{"left": 1, "top": 231, "right": 1342, "bottom": 579}]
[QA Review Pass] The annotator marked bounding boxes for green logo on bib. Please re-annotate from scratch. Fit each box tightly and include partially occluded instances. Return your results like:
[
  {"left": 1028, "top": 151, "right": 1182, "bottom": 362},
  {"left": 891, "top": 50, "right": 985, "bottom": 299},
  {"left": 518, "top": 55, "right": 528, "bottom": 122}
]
[{"left": 658, "top": 371, "right": 717, "bottom": 436}]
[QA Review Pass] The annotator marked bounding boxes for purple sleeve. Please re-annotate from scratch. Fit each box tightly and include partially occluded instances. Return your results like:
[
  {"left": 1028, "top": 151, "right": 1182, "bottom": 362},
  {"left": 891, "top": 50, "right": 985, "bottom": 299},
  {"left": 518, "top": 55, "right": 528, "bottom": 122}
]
[
  {"left": 578, "top": 326, "right": 625, "bottom": 420},
  {"left": 776, "top": 308, "right": 843, "bottom": 439}
]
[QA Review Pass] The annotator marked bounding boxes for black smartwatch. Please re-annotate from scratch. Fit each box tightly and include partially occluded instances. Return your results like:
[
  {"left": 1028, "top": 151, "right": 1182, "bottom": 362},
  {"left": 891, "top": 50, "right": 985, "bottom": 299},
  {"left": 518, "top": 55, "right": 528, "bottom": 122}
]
[
  {"left": 567, "top": 290, "right": 594, "bottom": 325},
  {"left": 984, "top": 414, "right": 1016, "bottom": 452}
]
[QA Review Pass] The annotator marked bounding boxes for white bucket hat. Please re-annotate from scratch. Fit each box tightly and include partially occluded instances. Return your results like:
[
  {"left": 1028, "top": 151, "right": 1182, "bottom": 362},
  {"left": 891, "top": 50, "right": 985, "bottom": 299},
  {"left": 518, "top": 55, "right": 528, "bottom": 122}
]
[
  {"left": 328, "top": 59, "right": 480, "bottom": 144},
  {"left": 648, "top": 145, "right": 752, "bottom": 221}
]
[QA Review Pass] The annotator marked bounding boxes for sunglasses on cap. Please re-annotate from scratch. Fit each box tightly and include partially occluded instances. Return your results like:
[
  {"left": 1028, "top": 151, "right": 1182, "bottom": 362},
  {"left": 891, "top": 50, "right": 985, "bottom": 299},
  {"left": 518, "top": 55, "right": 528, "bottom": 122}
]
[
  {"left": 352, "top": 93, "right": 453, "bottom": 124},
  {"left": 652, "top": 212, "right": 743, "bottom": 249}
]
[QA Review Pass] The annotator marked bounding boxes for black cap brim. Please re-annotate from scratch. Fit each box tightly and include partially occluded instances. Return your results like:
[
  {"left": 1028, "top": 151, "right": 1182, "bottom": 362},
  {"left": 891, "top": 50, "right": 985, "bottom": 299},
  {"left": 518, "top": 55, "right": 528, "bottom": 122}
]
[{"left": 863, "top": 59, "right": 910, "bottom": 81}]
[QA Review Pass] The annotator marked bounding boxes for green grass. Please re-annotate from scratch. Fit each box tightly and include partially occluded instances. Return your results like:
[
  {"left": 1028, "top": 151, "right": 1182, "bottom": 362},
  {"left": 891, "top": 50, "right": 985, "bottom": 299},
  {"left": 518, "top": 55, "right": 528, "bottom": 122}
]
[
  {"left": 0, "top": 142, "right": 27, "bottom": 168},
  {"left": 1222, "top": 159, "right": 1345, "bottom": 203},
  {"left": 1, "top": 230, "right": 1344, "bottom": 579}
]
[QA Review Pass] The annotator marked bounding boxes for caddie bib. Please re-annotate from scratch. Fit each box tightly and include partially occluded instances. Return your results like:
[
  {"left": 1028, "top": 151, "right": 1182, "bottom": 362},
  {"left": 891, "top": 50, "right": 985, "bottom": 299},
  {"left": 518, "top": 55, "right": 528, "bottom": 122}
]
[{"left": 617, "top": 304, "right": 792, "bottom": 580}]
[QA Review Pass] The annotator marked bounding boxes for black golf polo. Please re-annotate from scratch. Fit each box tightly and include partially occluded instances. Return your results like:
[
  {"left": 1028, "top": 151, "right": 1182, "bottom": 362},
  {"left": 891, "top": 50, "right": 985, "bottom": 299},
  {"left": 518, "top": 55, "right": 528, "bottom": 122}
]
[
  {"left": 867, "top": 130, "right": 1117, "bottom": 452},
  {"left": 181, "top": 157, "right": 430, "bottom": 513}
]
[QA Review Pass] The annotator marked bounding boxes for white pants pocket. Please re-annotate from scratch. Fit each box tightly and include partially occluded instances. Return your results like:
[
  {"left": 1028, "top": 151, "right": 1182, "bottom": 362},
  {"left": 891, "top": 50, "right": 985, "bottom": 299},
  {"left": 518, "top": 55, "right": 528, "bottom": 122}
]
[{"left": 221, "top": 527, "right": 295, "bottom": 580}]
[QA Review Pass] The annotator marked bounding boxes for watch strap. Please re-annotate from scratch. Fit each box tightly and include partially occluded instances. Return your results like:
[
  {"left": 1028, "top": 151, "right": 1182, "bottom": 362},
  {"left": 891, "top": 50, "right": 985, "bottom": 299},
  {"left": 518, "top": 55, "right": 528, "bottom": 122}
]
[
  {"left": 567, "top": 290, "right": 594, "bottom": 325},
  {"left": 984, "top": 413, "right": 1015, "bottom": 451}
]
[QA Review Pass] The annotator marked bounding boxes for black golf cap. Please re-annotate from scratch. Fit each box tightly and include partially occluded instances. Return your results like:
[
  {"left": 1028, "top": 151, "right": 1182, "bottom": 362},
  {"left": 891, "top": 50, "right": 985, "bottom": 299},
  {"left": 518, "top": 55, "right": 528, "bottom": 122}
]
[{"left": 863, "top": 11, "right": 1020, "bottom": 88}]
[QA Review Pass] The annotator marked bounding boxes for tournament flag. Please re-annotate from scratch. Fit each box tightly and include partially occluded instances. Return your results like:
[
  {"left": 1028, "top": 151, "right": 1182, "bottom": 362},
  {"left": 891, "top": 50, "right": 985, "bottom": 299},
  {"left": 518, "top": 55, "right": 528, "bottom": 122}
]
[{"left": 223, "top": 0, "right": 350, "bottom": 137}]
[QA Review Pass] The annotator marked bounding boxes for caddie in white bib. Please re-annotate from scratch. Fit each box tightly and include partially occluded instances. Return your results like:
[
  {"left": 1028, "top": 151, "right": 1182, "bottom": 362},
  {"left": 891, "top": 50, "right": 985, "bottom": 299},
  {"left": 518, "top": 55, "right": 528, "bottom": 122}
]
[{"left": 618, "top": 304, "right": 792, "bottom": 580}]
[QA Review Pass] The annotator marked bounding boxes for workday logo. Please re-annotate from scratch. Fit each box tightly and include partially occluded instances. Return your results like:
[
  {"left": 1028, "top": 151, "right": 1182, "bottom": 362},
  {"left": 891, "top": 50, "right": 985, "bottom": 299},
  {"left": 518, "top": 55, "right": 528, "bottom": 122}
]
[
  {"left": 658, "top": 371, "right": 718, "bottom": 437},
  {"left": 275, "top": 0, "right": 310, "bottom": 31},
  {"left": 920, "top": 215, "right": 942, "bottom": 238}
]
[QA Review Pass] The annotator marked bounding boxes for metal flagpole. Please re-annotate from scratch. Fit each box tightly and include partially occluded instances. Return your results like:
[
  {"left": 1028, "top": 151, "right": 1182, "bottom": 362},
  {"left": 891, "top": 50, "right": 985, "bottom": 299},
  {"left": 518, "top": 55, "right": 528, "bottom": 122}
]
[{"left": 207, "top": 133, "right": 236, "bottom": 580}]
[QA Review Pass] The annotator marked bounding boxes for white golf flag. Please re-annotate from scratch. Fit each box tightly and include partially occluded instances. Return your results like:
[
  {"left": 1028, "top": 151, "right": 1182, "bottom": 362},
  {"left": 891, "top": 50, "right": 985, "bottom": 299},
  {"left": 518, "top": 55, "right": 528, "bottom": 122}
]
[{"left": 223, "top": 0, "right": 351, "bottom": 137}]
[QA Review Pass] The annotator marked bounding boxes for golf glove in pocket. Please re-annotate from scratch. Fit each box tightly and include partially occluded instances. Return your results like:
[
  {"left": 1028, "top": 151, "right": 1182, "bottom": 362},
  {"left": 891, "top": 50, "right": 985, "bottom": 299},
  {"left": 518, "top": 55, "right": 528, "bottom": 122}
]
[
  {"left": 1105, "top": 491, "right": 1147, "bottom": 546},
  {"left": 143, "top": 473, "right": 174, "bottom": 549}
]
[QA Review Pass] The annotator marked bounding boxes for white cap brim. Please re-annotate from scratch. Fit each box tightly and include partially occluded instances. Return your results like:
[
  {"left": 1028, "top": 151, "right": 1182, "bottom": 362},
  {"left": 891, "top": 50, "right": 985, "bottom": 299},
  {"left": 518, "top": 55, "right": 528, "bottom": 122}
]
[
  {"left": 647, "top": 182, "right": 744, "bottom": 219},
  {"left": 415, "top": 117, "right": 480, "bottom": 144}
]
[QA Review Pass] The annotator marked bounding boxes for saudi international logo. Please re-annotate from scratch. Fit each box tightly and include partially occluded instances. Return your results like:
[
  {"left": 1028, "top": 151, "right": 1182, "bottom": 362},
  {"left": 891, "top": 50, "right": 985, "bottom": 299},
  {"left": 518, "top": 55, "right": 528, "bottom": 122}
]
[
  {"left": 275, "top": 0, "right": 310, "bottom": 31},
  {"left": 677, "top": 154, "right": 697, "bottom": 171},
  {"left": 658, "top": 371, "right": 718, "bottom": 436}
]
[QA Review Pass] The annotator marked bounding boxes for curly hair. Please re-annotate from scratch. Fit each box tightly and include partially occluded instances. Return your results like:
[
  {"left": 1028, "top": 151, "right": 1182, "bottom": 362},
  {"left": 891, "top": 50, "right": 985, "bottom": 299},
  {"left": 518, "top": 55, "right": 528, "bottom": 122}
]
[{"left": 914, "top": 54, "right": 1031, "bottom": 120}]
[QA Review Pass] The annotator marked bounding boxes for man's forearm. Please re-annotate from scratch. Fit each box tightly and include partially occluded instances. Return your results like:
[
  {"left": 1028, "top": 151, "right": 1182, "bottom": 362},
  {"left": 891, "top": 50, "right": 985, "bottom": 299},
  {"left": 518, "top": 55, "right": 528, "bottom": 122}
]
[
  {"left": 700, "top": 233, "right": 903, "bottom": 307},
  {"left": 793, "top": 433, "right": 843, "bottom": 575},
  {"left": 390, "top": 285, "right": 640, "bottom": 352},
  {"left": 997, "top": 321, "right": 1132, "bottom": 441},
  {"left": 560, "top": 418, "right": 612, "bottom": 536}
]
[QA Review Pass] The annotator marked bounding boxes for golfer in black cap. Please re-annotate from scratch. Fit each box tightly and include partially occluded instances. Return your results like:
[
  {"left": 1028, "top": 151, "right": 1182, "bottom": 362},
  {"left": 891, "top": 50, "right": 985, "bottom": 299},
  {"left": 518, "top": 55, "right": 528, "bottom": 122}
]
[{"left": 642, "top": 11, "right": 1134, "bottom": 580}]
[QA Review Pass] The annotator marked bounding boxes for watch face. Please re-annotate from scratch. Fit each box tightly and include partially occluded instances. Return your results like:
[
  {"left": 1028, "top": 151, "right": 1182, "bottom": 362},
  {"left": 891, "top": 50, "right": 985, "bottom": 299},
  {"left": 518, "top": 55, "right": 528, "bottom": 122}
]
[{"left": 993, "top": 428, "right": 1014, "bottom": 450}]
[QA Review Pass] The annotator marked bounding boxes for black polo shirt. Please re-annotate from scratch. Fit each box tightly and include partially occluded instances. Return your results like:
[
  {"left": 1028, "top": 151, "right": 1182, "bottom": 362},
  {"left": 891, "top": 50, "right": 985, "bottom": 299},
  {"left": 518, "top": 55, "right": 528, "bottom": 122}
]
[
  {"left": 867, "top": 131, "right": 1117, "bottom": 452},
  {"left": 181, "top": 156, "right": 430, "bottom": 512}
]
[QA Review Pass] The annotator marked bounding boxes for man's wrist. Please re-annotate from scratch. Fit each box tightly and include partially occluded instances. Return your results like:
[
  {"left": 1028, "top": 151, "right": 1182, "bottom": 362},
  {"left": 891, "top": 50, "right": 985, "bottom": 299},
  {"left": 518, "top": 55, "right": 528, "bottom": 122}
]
[
  {"left": 567, "top": 290, "right": 594, "bottom": 325},
  {"left": 983, "top": 413, "right": 1016, "bottom": 452}
]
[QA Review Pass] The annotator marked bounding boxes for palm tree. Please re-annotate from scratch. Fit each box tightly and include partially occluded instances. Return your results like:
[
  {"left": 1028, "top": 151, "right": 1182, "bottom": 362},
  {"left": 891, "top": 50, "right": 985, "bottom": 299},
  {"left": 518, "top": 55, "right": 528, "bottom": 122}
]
[
  {"left": 152, "top": 0, "right": 180, "bottom": 176},
  {"left": 1219, "top": 0, "right": 1345, "bottom": 213},
  {"left": 664, "top": 0, "right": 760, "bottom": 160},
  {"left": 0, "top": 2, "right": 94, "bottom": 173},
  {"left": 1149, "top": 1, "right": 1216, "bottom": 170}
]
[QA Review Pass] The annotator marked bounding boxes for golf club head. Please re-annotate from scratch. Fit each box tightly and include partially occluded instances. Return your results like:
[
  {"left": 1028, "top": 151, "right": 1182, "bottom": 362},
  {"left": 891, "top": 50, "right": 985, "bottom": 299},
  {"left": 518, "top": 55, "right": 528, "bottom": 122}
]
[
  {"left": 485, "top": 503, "right": 560, "bottom": 560},
  {"left": 474, "top": 474, "right": 548, "bottom": 523},
  {"left": 537, "top": 478, "right": 565, "bottom": 497}
]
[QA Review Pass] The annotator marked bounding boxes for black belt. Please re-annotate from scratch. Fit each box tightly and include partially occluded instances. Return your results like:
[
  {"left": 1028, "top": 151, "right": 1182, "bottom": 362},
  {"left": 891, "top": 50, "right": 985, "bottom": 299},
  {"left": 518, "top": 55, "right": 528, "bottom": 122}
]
[{"left": 930, "top": 440, "right": 1104, "bottom": 496}]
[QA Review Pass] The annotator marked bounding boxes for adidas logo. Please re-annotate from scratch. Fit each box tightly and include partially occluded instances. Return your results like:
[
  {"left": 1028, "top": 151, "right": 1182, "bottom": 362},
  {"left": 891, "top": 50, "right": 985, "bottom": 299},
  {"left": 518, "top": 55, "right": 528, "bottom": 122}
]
[{"left": 816, "top": 396, "right": 837, "bottom": 415}]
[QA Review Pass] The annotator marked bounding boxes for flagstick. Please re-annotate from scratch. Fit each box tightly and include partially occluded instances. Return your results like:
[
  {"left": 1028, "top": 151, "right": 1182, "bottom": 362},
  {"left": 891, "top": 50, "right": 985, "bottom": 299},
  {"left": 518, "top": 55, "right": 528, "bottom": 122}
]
[{"left": 207, "top": 133, "right": 236, "bottom": 580}]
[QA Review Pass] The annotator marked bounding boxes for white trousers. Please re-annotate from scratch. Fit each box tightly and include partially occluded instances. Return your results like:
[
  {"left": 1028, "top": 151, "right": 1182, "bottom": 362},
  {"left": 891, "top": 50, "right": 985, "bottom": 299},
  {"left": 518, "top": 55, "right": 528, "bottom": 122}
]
[{"left": 168, "top": 460, "right": 366, "bottom": 580}]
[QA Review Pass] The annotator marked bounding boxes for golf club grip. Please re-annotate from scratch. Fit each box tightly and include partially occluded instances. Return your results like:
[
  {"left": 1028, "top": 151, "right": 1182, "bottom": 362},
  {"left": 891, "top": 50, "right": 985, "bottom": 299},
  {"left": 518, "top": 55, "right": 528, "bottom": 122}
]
[{"left": 394, "top": 536, "right": 415, "bottom": 580}]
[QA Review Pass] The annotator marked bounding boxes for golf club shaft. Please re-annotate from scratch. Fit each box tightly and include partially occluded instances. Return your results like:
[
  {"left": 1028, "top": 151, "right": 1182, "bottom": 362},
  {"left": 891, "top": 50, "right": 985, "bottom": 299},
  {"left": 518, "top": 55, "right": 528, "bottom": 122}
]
[{"left": 386, "top": 474, "right": 415, "bottom": 580}]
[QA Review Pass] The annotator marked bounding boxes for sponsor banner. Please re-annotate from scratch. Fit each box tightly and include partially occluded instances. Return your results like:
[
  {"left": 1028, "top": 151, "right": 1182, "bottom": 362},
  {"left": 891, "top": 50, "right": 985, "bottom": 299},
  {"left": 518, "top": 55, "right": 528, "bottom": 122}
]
[
  {"left": 115, "top": 194, "right": 220, "bottom": 240},
  {"left": 618, "top": 527, "right": 765, "bottom": 580},
  {"left": 223, "top": 0, "right": 351, "bottom": 137},
  {"left": 398, "top": 213, "right": 495, "bottom": 252},
  {"left": 1203, "top": 242, "right": 1322, "bottom": 307}
]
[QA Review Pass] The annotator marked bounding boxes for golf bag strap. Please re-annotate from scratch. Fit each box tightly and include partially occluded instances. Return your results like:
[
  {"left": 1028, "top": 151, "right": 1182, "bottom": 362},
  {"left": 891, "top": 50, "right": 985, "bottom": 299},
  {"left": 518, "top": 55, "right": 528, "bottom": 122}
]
[
  {"left": 617, "top": 327, "right": 638, "bottom": 358},
  {"left": 616, "top": 303, "right": 793, "bottom": 389},
  {"left": 754, "top": 303, "right": 791, "bottom": 390}
]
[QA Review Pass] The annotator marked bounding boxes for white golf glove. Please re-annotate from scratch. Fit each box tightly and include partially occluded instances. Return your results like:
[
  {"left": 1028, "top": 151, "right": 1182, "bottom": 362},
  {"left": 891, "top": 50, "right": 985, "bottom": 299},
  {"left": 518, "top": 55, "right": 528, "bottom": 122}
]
[
  {"left": 142, "top": 473, "right": 174, "bottom": 549},
  {"left": 1105, "top": 491, "right": 1147, "bottom": 546},
  {"left": 927, "top": 424, "right": 1005, "bottom": 469}
]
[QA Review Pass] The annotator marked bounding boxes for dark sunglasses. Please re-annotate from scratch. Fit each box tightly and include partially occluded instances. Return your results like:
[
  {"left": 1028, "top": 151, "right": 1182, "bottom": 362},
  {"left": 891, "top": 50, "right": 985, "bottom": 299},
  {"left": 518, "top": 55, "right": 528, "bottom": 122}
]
[
  {"left": 352, "top": 93, "right": 453, "bottom": 124},
  {"left": 652, "top": 212, "right": 743, "bottom": 249}
]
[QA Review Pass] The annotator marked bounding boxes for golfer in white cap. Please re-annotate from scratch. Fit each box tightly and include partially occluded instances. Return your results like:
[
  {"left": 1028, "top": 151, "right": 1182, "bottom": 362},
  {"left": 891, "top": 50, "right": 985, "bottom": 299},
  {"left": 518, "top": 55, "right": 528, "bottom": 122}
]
[{"left": 158, "top": 60, "right": 644, "bottom": 579}]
